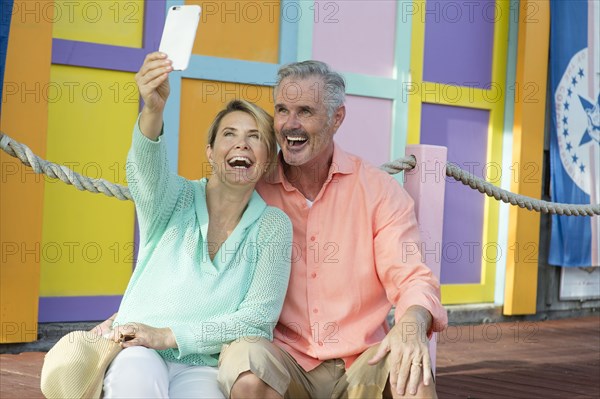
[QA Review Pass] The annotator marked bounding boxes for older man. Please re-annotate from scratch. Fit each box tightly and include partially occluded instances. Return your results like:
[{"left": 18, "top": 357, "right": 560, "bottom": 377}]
[{"left": 218, "top": 61, "right": 447, "bottom": 399}]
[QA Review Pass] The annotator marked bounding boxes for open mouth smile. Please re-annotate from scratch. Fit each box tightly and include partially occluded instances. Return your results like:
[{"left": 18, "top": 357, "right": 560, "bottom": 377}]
[
  {"left": 226, "top": 156, "right": 254, "bottom": 169},
  {"left": 286, "top": 135, "right": 308, "bottom": 147}
]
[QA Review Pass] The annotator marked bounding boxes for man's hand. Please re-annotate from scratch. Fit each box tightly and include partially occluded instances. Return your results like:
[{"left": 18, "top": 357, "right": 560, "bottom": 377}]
[
  {"left": 112, "top": 322, "right": 177, "bottom": 351},
  {"left": 368, "top": 305, "right": 434, "bottom": 396}
]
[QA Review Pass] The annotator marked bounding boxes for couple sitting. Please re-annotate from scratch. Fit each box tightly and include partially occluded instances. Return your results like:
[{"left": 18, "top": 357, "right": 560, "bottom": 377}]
[{"left": 96, "top": 52, "right": 447, "bottom": 399}]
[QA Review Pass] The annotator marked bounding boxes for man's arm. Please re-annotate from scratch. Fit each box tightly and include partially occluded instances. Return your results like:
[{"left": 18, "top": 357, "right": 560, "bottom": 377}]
[{"left": 368, "top": 178, "right": 447, "bottom": 396}]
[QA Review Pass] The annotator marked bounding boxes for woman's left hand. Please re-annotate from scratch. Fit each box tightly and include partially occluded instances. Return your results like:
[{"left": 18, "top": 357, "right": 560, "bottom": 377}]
[
  {"left": 112, "top": 322, "right": 177, "bottom": 350},
  {"left": 90, "top": 312, "right": 117, "bottom": 337}
]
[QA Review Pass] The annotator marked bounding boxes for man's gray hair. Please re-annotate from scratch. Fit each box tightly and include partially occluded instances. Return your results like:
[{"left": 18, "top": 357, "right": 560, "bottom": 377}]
[{"left": 275, "top": 60, "right": 346, "bottom": 119}]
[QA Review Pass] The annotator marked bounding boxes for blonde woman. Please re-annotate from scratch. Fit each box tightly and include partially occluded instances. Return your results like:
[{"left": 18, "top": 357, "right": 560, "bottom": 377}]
[{"left": 96, "top": 52, "right": 292, "bottom": 398}]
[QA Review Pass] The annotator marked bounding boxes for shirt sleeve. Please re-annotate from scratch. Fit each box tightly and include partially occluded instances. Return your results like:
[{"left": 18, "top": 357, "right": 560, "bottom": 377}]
[
  {"left": 126, "top": 115, "right": 186, "bottom": 244},
  {"left": 168, "top": 208, "right": 293, "bottom": 358},
  {"left": 373, "top": 178, "right": 448, "bottom": 334}
]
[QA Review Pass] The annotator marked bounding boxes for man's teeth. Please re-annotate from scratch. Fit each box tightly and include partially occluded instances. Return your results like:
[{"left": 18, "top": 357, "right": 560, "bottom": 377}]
[{"left": 287, "top": 136, "right": 307, "bottom": 146}]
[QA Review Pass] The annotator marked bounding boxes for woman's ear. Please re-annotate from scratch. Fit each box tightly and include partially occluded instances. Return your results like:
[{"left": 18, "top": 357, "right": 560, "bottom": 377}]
[{"left": 206, "top": 144, "right": 213, "bottom": 164}]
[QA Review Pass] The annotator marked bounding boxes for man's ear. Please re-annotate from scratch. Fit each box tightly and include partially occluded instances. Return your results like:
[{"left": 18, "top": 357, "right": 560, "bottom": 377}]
[{"left": 331, "top": 105, "right": 346, "bottom": 133}]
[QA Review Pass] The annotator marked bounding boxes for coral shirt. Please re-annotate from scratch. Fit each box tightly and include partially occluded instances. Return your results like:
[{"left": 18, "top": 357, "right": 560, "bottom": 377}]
[{"left": 256, "top": 143, "right": 448, "bottom": 371}]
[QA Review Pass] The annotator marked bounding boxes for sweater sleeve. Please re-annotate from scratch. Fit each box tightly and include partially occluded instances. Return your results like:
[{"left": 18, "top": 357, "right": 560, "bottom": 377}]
[
  {"left": 126, "top": 116, "right": 187, "bottom": 244},
  {"left": 169, "top": 208, "right": 293, "bottom": 358}
]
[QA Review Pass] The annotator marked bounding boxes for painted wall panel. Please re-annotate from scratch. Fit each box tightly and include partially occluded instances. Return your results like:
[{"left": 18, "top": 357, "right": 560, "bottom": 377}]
[
  {"left": 335, "top": 95, "right": 393, "bottom": 167},
  {"left": 0, "top": 0, "right": 53, "bottom": 343},
  {"left": 52, "top": 0, "right": 144, "bottom": 48},
  {"left": 189, "top": 0, "right": 280, "bottom": 63},
  {"left": 312, "top": 0, "right": 396, "bottom": 77},
  {"left": 420, "top": 103, "right": 489, "bottom": 284},
  {"left": 40, "top": 65, "right": 137, "bottom": 297},
  {"left": 423, "top": 0, "right": 495, "bottom": 88},
  {"left": 38, "top": 296, "right": 122, "bottom": 322}
]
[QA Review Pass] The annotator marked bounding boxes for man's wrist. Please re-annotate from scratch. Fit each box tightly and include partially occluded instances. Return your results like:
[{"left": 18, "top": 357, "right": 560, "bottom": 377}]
[{"left": 401, "top": 306, "right": 433, "bottom": 331}]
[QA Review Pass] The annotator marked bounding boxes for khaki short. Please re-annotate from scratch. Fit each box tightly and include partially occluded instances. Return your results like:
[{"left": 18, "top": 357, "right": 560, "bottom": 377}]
[{"left": 217, "top": 337, "right": 391, "bottom": 399}]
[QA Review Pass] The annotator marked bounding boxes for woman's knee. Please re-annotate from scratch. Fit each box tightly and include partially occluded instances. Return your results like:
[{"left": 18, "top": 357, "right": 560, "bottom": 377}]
[{"left": 103, "top": 346, "right": 169, "bottom": 398}]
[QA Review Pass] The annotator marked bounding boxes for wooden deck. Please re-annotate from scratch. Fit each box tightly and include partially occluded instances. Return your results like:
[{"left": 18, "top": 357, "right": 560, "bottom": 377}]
[
  {"left": 1, "top": 316, "right": 599, "bottom": 398},
  {"left": 435, "top": 315, "right": 600, "bottom": 398}
]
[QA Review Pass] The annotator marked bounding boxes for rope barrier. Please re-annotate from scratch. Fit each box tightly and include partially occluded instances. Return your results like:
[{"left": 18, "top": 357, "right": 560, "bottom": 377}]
[
  {"left": 381, "top": 159, "right": 600, "bottom": 217},
  {"left": 2, "top": 130, "right": 599, "bottom": 216},
  {"left": 0, "top": 132, "right": 131, "bottom": 201}
]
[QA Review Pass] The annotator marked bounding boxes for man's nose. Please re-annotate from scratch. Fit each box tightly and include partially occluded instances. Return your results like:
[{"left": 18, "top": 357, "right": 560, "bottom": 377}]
[{"left": 285, "top": 112, "right": 301, "bottom": 129}]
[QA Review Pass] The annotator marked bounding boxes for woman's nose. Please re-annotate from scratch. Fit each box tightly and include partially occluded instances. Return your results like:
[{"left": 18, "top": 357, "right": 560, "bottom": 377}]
[{"left": 235, "top": 139, "right": 250, "bottom": 149}]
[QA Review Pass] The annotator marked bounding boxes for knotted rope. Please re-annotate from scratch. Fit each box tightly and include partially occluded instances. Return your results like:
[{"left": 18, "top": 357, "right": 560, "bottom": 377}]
[{"left": 1, "top": 131, "right": 599, "bottom": 216}]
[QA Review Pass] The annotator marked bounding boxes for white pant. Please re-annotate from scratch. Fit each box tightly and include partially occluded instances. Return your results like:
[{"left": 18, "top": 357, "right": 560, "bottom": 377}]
[{"left": 103, "top": 346, "right": 225, "bottom": 399}]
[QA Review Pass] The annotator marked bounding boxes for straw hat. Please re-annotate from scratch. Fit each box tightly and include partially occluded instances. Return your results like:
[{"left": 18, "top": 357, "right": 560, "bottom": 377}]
[{"left": 40, "top": 330, "right": 122, "bottom": 399}]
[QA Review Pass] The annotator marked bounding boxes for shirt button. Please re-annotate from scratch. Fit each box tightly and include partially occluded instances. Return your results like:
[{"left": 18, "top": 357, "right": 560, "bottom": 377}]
[
  {"left": 311, "top": 272, "right": 317, "bottom": 278},
  {"left": 310, "top": 236, "right": 316, "bottom": 241},
  {"left": 313, "top": 308, "right": 318, "bottom": 313},
  {"left": 318, "top": 341, "right": 324, "bottom": 346}
]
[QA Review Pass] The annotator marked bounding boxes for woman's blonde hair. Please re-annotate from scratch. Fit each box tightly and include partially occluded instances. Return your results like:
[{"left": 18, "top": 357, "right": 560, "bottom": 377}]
[{"left": 207, "top": 100, "right": 277, "bottom": 171}]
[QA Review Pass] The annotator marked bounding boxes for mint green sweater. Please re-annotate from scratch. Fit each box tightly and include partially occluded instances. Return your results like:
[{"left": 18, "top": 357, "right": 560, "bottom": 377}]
[{"left": 113, "top": 122, "right": 292, "bottom": 366}]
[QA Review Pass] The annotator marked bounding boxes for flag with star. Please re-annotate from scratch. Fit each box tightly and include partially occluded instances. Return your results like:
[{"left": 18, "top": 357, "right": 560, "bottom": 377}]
[{"left": 549, "top": 0, "right": 599, "bottom": 267}]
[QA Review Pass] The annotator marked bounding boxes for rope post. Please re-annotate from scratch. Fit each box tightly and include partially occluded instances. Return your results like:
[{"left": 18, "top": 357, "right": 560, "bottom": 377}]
[{"left": 403, "top": 144, "right": 448, "bottom": 373}]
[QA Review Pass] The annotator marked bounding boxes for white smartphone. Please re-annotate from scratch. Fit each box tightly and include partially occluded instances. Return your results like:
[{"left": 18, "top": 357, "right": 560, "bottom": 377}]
[{"left": 158, "top": 5, "right": 201, "bottom": 71}]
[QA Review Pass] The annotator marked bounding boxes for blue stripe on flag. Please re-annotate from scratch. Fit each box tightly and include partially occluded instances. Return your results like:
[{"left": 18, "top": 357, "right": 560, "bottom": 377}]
[
  {"left": 1, "top": 0, "right": 14, "bottom": 113},
  {"left": 548, "top": 0, "right": 594, "bottom": 266}
]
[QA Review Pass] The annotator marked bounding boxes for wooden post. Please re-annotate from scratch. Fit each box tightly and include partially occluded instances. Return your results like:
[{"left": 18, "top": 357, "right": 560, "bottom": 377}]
[
  {"left": 504, "top": 0, "right": 550, "bottom": 315},
  {"left": 0, "top": 1, "right": 53, "bottom": 343},
  {"left": 404, "top": 144, "right": 448, "bottom": 371}
]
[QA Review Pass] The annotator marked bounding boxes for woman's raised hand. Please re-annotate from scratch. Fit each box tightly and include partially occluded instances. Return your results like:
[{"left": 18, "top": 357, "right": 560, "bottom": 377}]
[
  {"left": 135, "top": 52, "right": 172, "bottom": 113},
  {"left": 135, "top": 52, "right": 172, "bottom": 139}
]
